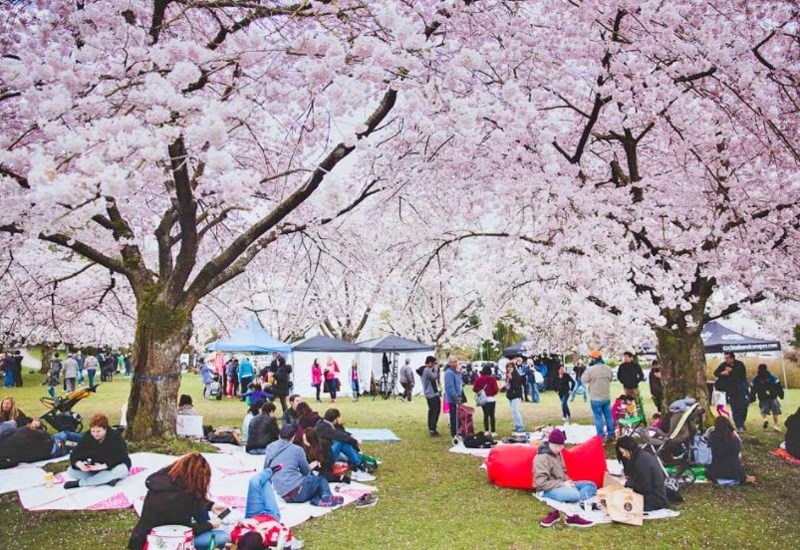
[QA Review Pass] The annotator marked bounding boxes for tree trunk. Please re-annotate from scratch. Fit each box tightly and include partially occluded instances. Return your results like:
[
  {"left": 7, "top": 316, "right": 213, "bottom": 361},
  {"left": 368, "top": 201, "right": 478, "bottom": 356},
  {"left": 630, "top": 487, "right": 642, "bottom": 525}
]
[
  {"left": 126, "top": 290, "right": 192, "bottom": 441},
  {"left": 40, "top": 343, "right": 53, "bottom": 374},
  {"left": 653, "top": 323, "right": 708, "bottom": 411}
]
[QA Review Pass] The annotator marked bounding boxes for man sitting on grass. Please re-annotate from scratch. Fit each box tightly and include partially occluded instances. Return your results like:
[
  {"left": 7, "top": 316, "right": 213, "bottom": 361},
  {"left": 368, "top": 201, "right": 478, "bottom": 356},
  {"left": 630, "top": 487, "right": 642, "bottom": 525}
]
[
  {"left": 534, "top": 429, "right": 595, "bottom": 528},
  {"left": 315, "top": 408, "right": 375, "bottom": 477},
  {"left": 264, "top": 424, "right": 342, "bottom": 508}
]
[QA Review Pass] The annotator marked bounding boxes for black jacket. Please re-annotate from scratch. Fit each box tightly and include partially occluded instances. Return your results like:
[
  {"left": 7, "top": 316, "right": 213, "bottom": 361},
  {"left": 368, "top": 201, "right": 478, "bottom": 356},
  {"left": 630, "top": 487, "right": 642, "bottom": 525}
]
[
  {"left": 624, "top": 451, "right": 668, "bottom": 511},
  {"left": 617, "top": 361, "right": 645, "bottom": 390},
  {"left": 553, "top": 373, "right": 575, "bottom": 397},
  {"left": 128, "top": 468, "right": 214, "bottom": 550},
  {"left": 247, "top": 413, "right": 279, "bottom": 452},
  {"left": 785, "top": 410, "right": 800, "bottom": 460},
  {"left": 282, "top": 408, "right": 299, "bottom": 429},
  {"left": 750, "top": 373, "right": 784, "bottom": 402},
  {"left": 713, "top": 361, "right": 748, "bottom": 404},
  {"left": 70, "top": 427, "right": 131, "bottom": 470},
  {"left": 0, "top": 409, "right": 31, "bottom": 428},
  {"left": 506, "top": 369, "right": 524, "bottom": 401},
  {"left": 315, "top": 418, "right": 359, "bottom": 449},
  {"left": 0, "top": 427, "right": 52, "bottom": 468},
  {"left": 707, "top": 431, "right": 746, "bottom": 482},
  {"left": 273, "top": 366, "right": 290, "bottom": 397},
  {"left": 649, "top": 370, "right": 663, "bottom": 397}
]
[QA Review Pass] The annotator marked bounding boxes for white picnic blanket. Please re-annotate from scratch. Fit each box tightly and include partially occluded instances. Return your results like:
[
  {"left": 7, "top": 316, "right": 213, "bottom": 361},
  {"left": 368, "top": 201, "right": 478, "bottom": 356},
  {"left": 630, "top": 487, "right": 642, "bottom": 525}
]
[
  {"left": 534, "top": 493, "right": 680, "bottom": 524},
  {"left": 15, "top": 451, "right": 377, "bottom": 529}
]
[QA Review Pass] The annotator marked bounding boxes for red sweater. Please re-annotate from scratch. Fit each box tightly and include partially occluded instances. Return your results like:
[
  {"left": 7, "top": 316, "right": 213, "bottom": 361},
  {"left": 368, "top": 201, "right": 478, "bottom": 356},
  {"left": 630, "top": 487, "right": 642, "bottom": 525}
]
[{"left": 472, "top": 374, "right": 499, "bottom": 397}]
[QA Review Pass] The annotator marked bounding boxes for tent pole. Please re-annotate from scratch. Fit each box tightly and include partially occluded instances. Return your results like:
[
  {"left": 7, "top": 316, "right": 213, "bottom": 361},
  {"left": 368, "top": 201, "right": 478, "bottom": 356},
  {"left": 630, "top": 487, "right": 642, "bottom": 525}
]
[{"left": 780, "top": 351, "right": 788, "bottom": 390}]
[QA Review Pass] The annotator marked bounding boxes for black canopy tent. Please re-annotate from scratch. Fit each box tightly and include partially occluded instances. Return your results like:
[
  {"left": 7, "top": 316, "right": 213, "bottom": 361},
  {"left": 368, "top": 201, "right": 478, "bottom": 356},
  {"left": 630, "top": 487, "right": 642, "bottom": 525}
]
[
  {"left": 357, "top": 335, "right": 435, "bottom": 353},
  {"left": 701, "top": 321, "right": 787, "bottom": 387},
  {"left": 291, "top": 335, "right": 364, "bottom": 353}
]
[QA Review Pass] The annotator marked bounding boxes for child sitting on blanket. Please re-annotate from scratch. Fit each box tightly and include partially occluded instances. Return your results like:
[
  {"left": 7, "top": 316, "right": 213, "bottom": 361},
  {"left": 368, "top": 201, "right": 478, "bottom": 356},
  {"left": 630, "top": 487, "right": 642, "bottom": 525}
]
[{"left": 534, "top": 429, "right": 595, "bottom": 528}]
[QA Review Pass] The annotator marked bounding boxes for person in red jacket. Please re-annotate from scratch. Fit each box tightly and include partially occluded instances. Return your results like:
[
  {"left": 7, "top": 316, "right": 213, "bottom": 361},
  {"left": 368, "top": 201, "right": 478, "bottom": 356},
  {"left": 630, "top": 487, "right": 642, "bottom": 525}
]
[{"left": 472, "top": 365, "right": 499, "bottom": 434}]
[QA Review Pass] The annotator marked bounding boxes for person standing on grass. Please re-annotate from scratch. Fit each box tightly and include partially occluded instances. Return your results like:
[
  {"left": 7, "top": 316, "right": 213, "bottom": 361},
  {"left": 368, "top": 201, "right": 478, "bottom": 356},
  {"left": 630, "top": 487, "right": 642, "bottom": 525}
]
[
  {"left": 582, "top": 350, "right": 615, "bottom": 442},
  {"left": 554, "top": 366, "right": 576, "bottom": 423},
  {"left": 472, "top": 364, "right": 499, "bottom": 434},
  {"left": 75, "top": 350, "right": 85, "bottom": 386},
  {"left": 62, "top": 353, "right": 78, "bottom": 393},
  {"left": 324, "top": 356, "right": 339, "bottom": 403},
  {"left": 617, "top": 351, "right": 644, "bottom": 399},
  {"left": 535, "top": 429, "right": 595, "bottom": 528},
  {"left": 649, "top": 360, "right": 663, "bottom": 412},
  {"left": 46, "top": 353, "right": 62, "bottom": 399},
  {"left": 399, "top": 359, "right": 415, "bottom": 402},
  {"left": 311, "top": 359, "right": 323, "bottom": 403},
  {"left": 350, "top": 359, "right": 361, "bottom": 401},
  {"left": 750, "top": 363, "right": 784, "bottom": 432},
  {"left": 273, "top": 362, "right": 291, "bottom": 412},
  {"left": 420, "top": 356, "right": 441, "bottom": 437},
  {"left": 505, "top": 361, "right": 525, "bottom": 433},
  {"left": 444, "top": 356, "right": 463, "bottom": 438},
  {"left": 84, "top": 353, "right": 98, "bottom": 389},
  {"left": 200, "top": 361, "right": 215, "bottom": 400},
  {"left": 570, "top": 359, "right": 587, "bottom": 402},
  {"left": 239, "top": 356, "right": 255, "bottom": 395},
  {"left": 714, "top": 352, "right": 749, "bottom": 432},
  {"left": 11, "top": 351, "right": 23, "bottom": 387}
]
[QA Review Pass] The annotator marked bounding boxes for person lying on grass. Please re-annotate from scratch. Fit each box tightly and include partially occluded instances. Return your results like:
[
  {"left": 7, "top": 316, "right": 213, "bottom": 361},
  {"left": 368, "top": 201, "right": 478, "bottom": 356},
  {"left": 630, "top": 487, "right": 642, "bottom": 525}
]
[
  {"left": 128, "top": 452, "right": 231, "bottom": 549},
  {"left": 0, "top": 417, "right": 82, "bottom": 468},
  {"left": 65, "top": 413, "right": 129, "bottom": 489},
  {"left": 706, "top": 416, "right": 756, "bottom": 486},
  {"left": 615, "top": 436, "right": 668, "bottom": 511},
  {"left": 534, "top": 429, "right": 595, "bottom": 528}
]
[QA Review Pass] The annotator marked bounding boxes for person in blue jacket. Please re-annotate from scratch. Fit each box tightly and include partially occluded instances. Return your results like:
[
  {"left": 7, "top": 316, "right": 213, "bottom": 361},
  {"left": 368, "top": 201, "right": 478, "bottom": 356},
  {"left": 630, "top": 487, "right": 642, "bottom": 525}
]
[{"left": 444, "top": 356, "right": 464, "bottom": 438}]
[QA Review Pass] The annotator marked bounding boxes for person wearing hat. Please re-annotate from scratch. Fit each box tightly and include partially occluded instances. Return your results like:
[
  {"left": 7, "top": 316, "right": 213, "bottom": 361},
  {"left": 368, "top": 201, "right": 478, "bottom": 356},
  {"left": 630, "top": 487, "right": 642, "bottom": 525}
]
[
  {"left": 263, "top": 424, "right": 343, "bottom": 508},
  {"left": 534, "top": 429, "right": 595, "bottom": 528},
  {"left": 582, "top": 350, "right": 615, "bottom": 441}
]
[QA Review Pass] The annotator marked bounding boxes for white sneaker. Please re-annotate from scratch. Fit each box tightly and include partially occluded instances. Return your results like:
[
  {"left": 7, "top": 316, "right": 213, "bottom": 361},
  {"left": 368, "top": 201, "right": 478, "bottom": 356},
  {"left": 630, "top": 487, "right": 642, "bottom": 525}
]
[
  {"left": 285, "top": 539, "right": 304, "bottom": 549},
  {"left": 351, "top": 471, "right": 376, "bottom": 482}
]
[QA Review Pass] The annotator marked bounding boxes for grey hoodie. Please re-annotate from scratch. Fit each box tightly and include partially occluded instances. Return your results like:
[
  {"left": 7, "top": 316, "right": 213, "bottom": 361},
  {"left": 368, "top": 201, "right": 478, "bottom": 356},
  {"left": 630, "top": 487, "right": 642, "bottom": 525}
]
[
  {"left": 263, "top": 439, "right": 310, "bottom": 497},
  {"left": 533, "top": 441, "right": 569, "bottom": 492}
]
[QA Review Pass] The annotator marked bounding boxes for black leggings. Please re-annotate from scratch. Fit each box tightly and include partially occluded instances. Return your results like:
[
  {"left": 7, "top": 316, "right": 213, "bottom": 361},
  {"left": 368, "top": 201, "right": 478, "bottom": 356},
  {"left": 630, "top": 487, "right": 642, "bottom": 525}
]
[
  {"left": 314, "top": 384, "right": 321, "bottom": 401},
  {"left": 481, "top": 402, "right": 496, "bottom": 432}
]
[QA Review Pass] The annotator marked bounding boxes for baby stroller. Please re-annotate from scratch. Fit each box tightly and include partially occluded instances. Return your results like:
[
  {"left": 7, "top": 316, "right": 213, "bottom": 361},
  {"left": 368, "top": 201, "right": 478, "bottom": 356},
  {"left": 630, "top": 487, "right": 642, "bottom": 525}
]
[
  {"left": 634, "top": 399, "right": 704, "bottom": 489},
  {"left": 39, "top": 385, "right": 99, "bottom": 433},
  {"left": 208, "top": 373, "right": 223, "bottom": 400},
  {"left": 452, "top": 403, "right": 475, "bottom": 445}
]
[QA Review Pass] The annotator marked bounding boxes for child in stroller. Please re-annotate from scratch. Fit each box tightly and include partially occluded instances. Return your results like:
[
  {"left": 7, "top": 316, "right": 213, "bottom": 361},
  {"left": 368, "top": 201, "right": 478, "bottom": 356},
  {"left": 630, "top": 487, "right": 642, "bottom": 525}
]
[
  {"left": 633, "top": 398, "right": 704, "bottom": 487},
  {"left": 207, "top": 372, "right": 223, "bottom": 400}
]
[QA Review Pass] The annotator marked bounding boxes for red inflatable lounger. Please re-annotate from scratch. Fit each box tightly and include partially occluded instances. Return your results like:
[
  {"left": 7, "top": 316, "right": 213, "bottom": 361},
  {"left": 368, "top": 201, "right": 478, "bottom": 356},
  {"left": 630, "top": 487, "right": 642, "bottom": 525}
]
[{"left": 485, "top": 436, "right": 606, "bottom": 490}]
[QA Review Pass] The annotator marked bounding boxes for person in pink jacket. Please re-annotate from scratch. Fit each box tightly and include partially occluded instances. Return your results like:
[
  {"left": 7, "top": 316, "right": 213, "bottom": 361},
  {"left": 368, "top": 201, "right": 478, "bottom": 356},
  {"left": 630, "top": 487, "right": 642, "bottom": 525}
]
[
  {"left": 324, "top": 357, "right": 340, "bottom": 403},
  {"left": 311, "top": 360, "right": 323, "bottom": 403}
]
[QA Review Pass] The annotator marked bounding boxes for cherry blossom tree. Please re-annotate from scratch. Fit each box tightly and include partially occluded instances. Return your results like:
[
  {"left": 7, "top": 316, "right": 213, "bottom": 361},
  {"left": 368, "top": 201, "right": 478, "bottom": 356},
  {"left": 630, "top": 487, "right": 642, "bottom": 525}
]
[{"left": 0, "top": 0, "right": 480, "bottom": 439}]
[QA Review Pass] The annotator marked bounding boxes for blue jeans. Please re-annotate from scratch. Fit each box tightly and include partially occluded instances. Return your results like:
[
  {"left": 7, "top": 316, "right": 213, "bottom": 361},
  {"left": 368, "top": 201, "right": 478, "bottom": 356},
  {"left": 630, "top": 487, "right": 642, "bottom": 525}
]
[
  {"left": 541, "top": 481, "right": 597, "bottom": 503},
  {"left": 570, "top": 380, "right": 587, "bottom": 402},
  {"left": 528, "top": 380, "right": 539, "bottom": 403},
  {"left": 560, "top": 393, "right": 570, "bottom": 419},
  {"left": 283, "top": 475, "right": 332, "bottom": 506},
  {"left": 68, "top": 464, "right": 129, "bottom": 486},
  {"left": 0, "top": 420, "right": 17, "bottom": 439},
  {"left": 192, "top": 508, "right": 231, "bottom": 548},
  {"left": 590, "top": 399, "right": 614, "bottom": 438},
  {"left": 245, "top": 469, "right": 281, "bottom": 520},
  {"left": 449, "top": 400, "right": 459, "bottom": 437},
  {"left": 331, "top": 440, "right": 362, "bottom": 467},
  {"left": 87, "top": 369, "right": 96, "bottom": 389},
  {"left": 509, "top": 398, "right": 524, "bottom": 432}
]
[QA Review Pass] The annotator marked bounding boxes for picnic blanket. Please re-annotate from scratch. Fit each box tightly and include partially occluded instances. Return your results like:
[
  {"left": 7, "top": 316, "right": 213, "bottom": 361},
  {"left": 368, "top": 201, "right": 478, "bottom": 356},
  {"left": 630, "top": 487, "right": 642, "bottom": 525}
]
[
  {"left": 15, "top": 451, "right": 376, "bottom": 528},
  {"left": 771, "top": 448, "right": 800, "bottom": 466},
  {"left": 348, "top": 428, "right": 400, "bottom": 442},
  {"left": 534, "top": 494, "right": 680, "bottom": 524}
]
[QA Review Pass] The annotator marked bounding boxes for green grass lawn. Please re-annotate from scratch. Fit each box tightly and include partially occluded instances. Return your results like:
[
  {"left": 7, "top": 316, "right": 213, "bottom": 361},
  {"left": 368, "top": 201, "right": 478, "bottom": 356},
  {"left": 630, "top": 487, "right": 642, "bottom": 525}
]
[{"left": 2, "top": 368, "right": 799, "bottom": 549}]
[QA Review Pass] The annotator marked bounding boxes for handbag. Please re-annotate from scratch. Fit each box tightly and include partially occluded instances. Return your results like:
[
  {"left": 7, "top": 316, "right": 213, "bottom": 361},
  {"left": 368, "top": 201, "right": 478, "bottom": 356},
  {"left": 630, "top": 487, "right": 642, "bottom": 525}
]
[
  {"left": 475, "top": 389, "right": 488, "bottom": 407},
  {"left": 711, "top": 389, "right": 727, "bottom": 407}
]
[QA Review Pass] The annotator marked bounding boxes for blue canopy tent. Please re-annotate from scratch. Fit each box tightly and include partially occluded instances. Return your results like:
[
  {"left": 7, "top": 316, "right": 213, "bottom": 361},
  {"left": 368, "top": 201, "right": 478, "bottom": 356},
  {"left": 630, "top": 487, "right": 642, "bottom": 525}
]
[
  {"left": 206, "top": 319, "right": 291, "bottom": 354},
  {"left": 502, "top": 339, "right": 531, "bottom": 358},
  {"left": 701, "top": 320, "right": 786, "bottom": 387}
]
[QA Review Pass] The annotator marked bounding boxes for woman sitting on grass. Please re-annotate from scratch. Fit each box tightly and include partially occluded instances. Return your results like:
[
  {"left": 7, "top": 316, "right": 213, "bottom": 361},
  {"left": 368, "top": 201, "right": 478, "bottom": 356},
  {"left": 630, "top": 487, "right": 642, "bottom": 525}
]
[
  {"left": 784, "top": 406, "right": 800, "bottom": 460},
  {"left": 291, "top": 402, "right": 320, "bottom": 444},
  {"left": 301, "top": 427, "right": 350, "bottom": 484},
  {"left": 0, "top": 396, "right": 31, "bottom": 436},
  {"left": 706, "top": 416, "right": 756, "bottom": 486},
  {"left": 615, "top": 436, "right": 668, "bottom": 511},
  {"left": 177, "top": 394, "right": 199, "bottom": 416},
  {"left": 65, "top": 413, "right": 130, "bottom": 489},
  {"left": 128, "top": 453, "right": 231, "bottom": 549}
]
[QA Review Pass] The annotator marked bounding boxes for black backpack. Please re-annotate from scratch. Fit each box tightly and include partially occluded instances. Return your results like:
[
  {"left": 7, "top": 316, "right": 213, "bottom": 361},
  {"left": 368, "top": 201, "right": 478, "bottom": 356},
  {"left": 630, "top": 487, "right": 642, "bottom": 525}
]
[{"left": 463, "top": 432, "right": 497, "bottom": 449}]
